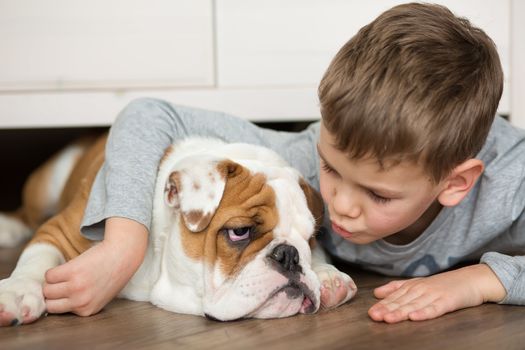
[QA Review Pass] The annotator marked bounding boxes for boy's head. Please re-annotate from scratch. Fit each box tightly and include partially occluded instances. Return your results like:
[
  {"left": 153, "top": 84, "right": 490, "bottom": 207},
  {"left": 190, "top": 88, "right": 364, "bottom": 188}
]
[
  {"left": 318, "top": 2, "right": 503, "bottom": 183},
  {"left": 316, "top": 3, "right": 503, "bottom": 244}
]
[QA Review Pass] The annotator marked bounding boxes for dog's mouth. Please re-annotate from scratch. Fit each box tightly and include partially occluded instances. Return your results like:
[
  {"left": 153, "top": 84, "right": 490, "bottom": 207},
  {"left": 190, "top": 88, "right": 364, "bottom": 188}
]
[
  {"left": 246, "top": 281, "right": 318, "bottom": 318},
  {"left": 278, "top": 282, "right": 317, "bottom": 314}
]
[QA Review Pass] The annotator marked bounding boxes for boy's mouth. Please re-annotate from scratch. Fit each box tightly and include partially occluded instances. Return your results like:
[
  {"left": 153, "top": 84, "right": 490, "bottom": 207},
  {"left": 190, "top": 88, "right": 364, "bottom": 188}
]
[{"left": 331, "top": 222, "right": 353, "bottom": 239}]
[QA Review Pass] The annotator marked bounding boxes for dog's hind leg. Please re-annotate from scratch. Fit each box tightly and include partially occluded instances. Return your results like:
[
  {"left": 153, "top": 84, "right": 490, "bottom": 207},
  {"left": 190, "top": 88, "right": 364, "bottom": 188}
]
[
  {"left": 0, "top": 242, "right": 65, "bottom": 326},
  {"left": 0, "top": 210, "right": 32, "bottom": 248},
  {"left": 0, "top": 142, "right": 88, "bottom": 248},
  {"left": 0, "top": 134, "right": 104, "bottom": 326}
]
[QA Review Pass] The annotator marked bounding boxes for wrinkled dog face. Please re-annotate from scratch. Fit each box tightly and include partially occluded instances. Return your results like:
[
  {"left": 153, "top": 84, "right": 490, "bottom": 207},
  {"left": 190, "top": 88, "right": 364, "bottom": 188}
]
[{"left": 161, "top": 146, "right": 321, "bottom": 321}]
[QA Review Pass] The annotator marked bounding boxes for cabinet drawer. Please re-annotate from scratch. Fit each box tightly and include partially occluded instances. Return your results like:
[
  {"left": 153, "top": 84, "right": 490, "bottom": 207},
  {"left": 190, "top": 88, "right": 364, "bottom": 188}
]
[{"left": 0, "top": 0, "right": 214, "bottom": 91}]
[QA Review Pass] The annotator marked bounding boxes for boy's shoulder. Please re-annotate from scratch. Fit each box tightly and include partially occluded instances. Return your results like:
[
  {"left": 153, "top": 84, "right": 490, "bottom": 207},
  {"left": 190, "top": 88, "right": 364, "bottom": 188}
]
[
  {"left": 442, "top": 116, "right": 525, "bottom": 236},
  {"left": 474, "top": 116, "right": 525, "bottom": 212},
  {"left": 479, "top": 116, "right": 525, "bottom": 167}
]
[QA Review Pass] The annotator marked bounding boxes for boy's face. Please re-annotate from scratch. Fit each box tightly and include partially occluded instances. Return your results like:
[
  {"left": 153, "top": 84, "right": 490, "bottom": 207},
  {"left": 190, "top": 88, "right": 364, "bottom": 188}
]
[{"left": 318, "top": 123, "right": 445, "bottom": 245}]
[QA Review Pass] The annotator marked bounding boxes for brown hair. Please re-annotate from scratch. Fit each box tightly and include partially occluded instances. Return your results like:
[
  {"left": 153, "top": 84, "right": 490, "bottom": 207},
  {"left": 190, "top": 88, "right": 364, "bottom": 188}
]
[{"left": 318, "top": 3, "right": 503, "bottom": 182}]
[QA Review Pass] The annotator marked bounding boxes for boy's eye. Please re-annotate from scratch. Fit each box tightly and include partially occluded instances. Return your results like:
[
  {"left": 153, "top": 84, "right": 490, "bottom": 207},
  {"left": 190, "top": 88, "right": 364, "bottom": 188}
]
[
  {"left": 321, "top": 160, "right": 338, "bottom": 175},
  {"left": 367, "top": 190, "right": 391, "bottom": 204}
]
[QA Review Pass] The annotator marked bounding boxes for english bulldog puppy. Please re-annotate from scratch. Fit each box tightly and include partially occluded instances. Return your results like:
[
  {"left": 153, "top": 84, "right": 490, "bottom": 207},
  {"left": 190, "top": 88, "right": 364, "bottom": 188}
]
[{"left": 0, "top": 135, "right": 357, "bottom": 326}]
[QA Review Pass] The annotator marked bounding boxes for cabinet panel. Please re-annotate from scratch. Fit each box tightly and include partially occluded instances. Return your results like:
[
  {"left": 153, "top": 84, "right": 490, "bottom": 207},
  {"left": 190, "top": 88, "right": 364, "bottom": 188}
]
[
  {"left": 0, "top": 87, "right": 318, "bottom": 128},
  {"left": 0, "top": 0, "right": 214, "bottom": 91}
]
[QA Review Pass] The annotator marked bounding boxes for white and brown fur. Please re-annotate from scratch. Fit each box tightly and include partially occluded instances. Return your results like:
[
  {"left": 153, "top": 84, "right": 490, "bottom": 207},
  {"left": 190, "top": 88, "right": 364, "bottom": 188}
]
[{"left": 0, "top": 135, "right": 356, "bottom": 326}]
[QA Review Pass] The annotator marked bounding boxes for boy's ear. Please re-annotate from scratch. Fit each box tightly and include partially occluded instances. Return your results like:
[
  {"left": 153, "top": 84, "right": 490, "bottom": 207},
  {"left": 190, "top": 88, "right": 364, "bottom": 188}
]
[{"left": 437, "top": 159, "right": 484, "bottom": 207}]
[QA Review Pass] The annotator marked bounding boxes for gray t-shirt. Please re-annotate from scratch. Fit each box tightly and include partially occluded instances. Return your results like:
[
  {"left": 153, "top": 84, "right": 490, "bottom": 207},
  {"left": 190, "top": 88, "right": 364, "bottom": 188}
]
[{"left": 81, "top": 97, "right": 525, "bottom": 305}]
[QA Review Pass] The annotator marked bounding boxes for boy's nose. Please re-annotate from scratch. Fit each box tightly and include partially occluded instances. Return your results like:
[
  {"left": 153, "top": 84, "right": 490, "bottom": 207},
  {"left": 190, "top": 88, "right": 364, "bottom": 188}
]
[{"left": 333, "top": 188, "right": 361, "bottom": 219}]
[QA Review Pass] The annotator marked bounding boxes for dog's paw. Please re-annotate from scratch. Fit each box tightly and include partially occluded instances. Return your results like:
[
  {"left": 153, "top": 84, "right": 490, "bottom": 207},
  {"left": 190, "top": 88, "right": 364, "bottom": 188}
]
[
  {"left": 0, "top": 277, "right": 45, "bottom": 326},
  {"left": 313, "top": 264, "right": 357, "bottom": 310},
  {"left": 0, "top": 213, "right": 32, "bottom": 248}
]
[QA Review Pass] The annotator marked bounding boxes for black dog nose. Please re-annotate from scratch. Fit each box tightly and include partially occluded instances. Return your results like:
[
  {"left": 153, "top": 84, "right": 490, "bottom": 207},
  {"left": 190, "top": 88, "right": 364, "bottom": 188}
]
[{"left": 269, "top": 244, "right": 301, "bottom": 273}]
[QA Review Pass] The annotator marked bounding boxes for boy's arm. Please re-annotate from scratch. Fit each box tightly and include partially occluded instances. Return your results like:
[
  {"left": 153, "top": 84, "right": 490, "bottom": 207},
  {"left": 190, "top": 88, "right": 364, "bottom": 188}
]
[
  {"left": 480, "top": 252, "right": 525, "bottom": 304},
  {"left": 44, "top": 217, "right": 147, "bottom": 315},
  {"left": 367, "top": 263, "right": 507, "bottom": 323}
]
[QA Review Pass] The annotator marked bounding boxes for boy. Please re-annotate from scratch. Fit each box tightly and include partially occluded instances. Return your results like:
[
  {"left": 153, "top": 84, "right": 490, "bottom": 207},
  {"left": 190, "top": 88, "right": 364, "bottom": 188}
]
[{"left": 43, "top": 3, "right": 522, "bottom": 323}]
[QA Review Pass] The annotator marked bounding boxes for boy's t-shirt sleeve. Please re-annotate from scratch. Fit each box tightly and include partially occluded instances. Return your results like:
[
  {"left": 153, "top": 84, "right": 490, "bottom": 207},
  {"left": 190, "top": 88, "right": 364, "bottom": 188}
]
[
  {"left": 481, "top": 252, "right": 525, "bottom": 305},
  {"left": 80, "top": 98, "right": 320, "bottom": 240},
  {"left": 478, "top": 119, "right": 525, "bottom": 305},
  {"left": 480, "top": 178, "right": 525, "bottom": 305}
]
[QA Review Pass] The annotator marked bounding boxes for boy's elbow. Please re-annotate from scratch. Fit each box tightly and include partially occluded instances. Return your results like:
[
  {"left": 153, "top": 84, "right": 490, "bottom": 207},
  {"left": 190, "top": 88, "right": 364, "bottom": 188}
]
[
  {"left": 113, "top": 97, "right": 180, "bottom": 130},
  {"left": 120, "top": 97, "right": 169, "bottom": 119}
]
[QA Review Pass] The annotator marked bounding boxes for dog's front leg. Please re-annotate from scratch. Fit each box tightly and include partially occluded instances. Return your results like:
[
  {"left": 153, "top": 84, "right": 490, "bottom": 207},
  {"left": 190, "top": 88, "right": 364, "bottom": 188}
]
[
  {"left": 0, "top": 242, "right": 64, "bottom": 326},
  {"left": 311, "top": 244, "right": 357, "bottom": 310}
]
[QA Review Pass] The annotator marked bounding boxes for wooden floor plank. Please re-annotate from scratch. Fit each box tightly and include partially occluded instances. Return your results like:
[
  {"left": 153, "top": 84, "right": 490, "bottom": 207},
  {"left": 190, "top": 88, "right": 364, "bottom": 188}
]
[{"left": 1, "top": 245, "right": 524, "bottom": 350}]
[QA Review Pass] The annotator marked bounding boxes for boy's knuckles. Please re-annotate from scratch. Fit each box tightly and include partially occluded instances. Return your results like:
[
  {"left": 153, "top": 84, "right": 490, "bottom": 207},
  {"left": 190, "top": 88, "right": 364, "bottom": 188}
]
[
  {"left": 71, "top": 279, "right": 91, "bottom": 293},
  {"left": 425, "top": 303, "right": 442, "bottom": 316},
  {"left": 75, "top": 295, "right": 93, "bottom": 309},
  {"left": 44, "top": 270, "right": 58, "bottom": 283}
]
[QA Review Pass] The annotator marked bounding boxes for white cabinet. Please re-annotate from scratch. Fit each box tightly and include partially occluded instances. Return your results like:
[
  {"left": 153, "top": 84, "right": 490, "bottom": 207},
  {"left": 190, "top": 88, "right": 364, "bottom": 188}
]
[
  {"left": 0, "top": 0, "right": 214, "bottom": 91},
  {"left": 0, "top": 0, "right": 521, "bottom": 128}
]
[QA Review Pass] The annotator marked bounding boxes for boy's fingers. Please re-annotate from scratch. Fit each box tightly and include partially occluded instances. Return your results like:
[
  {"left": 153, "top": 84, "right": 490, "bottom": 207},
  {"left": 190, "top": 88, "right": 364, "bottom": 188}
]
[
  {"left": 368, "top": 302, "right": 390, "bottom": 321},
  {"left": 379, "top": 287, "right": 427, "bottom": 311},
  {"left": 45, "top": 298, "right": 73, "bottom": 314},
  {"left": 44, "top": 265, "right": 67, "bottom": 283},
  {"left": 43, "top": 282, "right": 70, "bottom": 300},
  {"left": 373, "top": 280, "right": 408, "bottom": 298},
  {"left": 383, "top": 308, "right": 410, "bottom": 324},
  {"left": 383, "top": 300, "right": 425, "bottom": 323},
  {"left": 408, "top": 303, "right": 442, "bottom": 321},
  {"left": 45, "top": 264, "right": 70, "bottom": 284}
]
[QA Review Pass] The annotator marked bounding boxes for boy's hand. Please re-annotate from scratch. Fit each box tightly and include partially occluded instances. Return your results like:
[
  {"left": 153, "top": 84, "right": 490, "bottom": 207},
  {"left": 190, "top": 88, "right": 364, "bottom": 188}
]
[
  {"left": 42, "top": 217, "right": 148, "bottom": 316},
  {"left": 368, "top": 264, "right": 507, "bottom": 323}
]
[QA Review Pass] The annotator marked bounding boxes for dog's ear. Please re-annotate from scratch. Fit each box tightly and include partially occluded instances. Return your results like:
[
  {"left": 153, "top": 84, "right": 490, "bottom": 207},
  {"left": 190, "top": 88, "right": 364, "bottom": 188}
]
[
  {"left": 299, "top": 178, "right": 324, "bottom": 231},
  {"left": 165, "top": 156, "right": 238, "bottom": 232}
]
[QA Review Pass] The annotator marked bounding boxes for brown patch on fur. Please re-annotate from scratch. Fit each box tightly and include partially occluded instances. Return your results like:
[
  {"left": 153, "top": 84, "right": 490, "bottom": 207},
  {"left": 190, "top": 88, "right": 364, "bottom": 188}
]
[
  {"left": 308, "top": 237, "right": 317, "bottom": 250},
  {"left": 217, "top": 161, "right": 239, "bottom": 180},
  {"left": 17, "top": 136, "right": 95, "bottom": 230},
  {"left": 178, "top": 219, "right": 205, "bottom": 259},
  {"left": 183, "top": 210, "right": 212, "bottom": 232},
  {"left": 299, "top": 179, "right": 324, "bottom": 232},
  {"left": 160, "top": 145, "right": 175, "bottom": 168},
  {"left": 180, "top": 160, "right": 279, "bottom": 277},
  {"left": 18, "top": 160, "right": 55, "bottom": 229},
  {"left": 27, "top": 134, "right": 108, "bottom": 260},
  {"left": 193, "top": 181, "right": 201, "bottom": 191}
]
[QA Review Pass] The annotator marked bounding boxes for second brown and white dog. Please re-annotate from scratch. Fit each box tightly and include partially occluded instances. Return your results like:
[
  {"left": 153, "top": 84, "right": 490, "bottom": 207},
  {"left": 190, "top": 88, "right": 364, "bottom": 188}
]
[{"left": 0, "top": 135, "right": 357, "bottom": 326}]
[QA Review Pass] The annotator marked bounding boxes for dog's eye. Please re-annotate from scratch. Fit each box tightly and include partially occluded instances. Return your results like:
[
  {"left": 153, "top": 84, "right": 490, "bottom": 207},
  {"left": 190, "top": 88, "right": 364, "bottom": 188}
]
[{"left": 227, "top": 227, "right": 252, "bottom": 242}]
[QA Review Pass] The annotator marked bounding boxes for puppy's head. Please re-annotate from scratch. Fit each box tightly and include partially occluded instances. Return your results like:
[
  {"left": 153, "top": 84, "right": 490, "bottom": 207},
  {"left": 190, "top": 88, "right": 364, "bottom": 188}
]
[{"left": 161, "top": 147, "right": 323, "bottom": 321}]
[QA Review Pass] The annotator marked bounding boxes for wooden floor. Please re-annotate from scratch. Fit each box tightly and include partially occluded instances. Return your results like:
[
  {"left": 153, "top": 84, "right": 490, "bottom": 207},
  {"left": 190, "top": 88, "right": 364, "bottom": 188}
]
[{"left": 1, "top": 244, "right": 525, "bottom": 350}]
